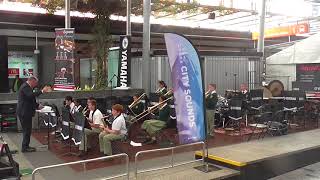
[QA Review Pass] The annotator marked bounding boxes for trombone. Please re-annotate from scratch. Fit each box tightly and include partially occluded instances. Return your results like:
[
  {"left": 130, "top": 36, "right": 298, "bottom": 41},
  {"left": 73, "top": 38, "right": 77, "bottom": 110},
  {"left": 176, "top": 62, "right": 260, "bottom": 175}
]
[
  {"left": 155, "top": 87, "right": 161, "bottom": 94},
  {"left": 129, "top": 93, "right": 146, "bottom": 109},
  {"left": 131, "top": 96, "right": 173, "bottom": 124},
  {"left": 164, "top": 89, "right": 173, "bottom": 97}
]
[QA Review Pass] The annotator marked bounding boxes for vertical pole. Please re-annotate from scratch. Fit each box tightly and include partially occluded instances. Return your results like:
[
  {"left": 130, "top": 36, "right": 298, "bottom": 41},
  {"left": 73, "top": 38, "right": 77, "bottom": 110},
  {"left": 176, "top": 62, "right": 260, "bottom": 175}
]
[
  {"left": 142, "top": 0, "right": 151, "bottom": 94},
  {"left": 257, "top": 0, "right": 266, "bottom": 54},
  {"left": 65, "top": 0, "right": 71, "bottom": 28},
  {"left": 126, "top": 0, "right": 131, "bottom": 35}
]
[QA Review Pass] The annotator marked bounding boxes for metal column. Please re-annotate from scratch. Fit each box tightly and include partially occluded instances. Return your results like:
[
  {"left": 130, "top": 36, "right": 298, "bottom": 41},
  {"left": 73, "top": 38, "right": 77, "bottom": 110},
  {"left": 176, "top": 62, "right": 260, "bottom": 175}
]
[
  {"left": 257, "top": 0, "right": 266, "bottom": 54},
  {"left": 126, "top": 0, "right": 131, "bottom": 35},
  {"left": 142, "top": 0, "right": 151, "bottom": 93},
  {"left": 65, "top": 0, "right": 71, "bottom": 28}
]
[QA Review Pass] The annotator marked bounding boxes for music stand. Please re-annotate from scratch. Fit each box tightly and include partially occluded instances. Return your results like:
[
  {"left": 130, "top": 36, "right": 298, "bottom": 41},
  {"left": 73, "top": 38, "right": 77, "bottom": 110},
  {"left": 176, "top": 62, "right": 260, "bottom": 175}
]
[
  {"left": 72, "top": 112, "right": 86, "bottom": 148},
  {"left": 36, "top": 106, "right": 56, "bottom": 150},
  {"left": 60, "top": 107, "right": 78, "bottom": 156}
]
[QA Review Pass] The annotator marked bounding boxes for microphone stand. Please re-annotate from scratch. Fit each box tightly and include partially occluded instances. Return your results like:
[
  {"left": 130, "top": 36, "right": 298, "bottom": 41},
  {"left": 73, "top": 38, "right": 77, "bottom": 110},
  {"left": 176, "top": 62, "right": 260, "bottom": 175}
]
[
  {"left": 107, "top": 74, "right": 119, "bottom": 111},
  {"left": 225, "top": 72, "right": 238, "bottom": 94}
]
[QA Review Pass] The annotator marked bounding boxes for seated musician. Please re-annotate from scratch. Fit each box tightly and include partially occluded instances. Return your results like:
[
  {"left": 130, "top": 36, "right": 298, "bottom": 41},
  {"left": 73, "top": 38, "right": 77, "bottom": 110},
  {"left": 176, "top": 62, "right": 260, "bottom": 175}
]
[
  {"left": 131, "top": 94, "right": 144, "bottom": 116},
  {"left": 141, "top": 96, "right": 170, "bottom": 144},
  {"left": 82, "top": 97, "right": 95, "bottom": 118},
  {"left": 73, "top": 99, "right": 83, "bottom": 113},
  {"left": 99, "top": 104, "right": 127, "bottom": 156},
  {"left": 78, "top": 99, "right": 105, "bottom": 157},
  {"left": 156, "top": 80, "right": 167, "bottom": 96},
  {"left": 65, "top": 96, "right": 75, "bottom": 114},
  {"left": 205, "top": 84, "right": 218, "bottom": 137},
  {"left": 240, "top": 83, "right": 249, "bottom": 99}
]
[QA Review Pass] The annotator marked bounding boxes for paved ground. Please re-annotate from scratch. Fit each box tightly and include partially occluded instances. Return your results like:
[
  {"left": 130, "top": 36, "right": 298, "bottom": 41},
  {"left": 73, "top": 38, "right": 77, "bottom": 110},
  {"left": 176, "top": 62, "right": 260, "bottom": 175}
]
[
  {"left": 1, "top": 132, "right": 237, "bottom": 180},
  {"left": 270, "top": 162, "right": 320, "bottom": 180}
]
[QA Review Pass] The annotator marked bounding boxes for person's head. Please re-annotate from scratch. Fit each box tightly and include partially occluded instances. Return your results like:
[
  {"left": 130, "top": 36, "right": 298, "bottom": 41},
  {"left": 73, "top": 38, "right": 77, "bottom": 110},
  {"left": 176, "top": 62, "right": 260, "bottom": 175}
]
[
  {"left": 111, "top": 104, "right": 124, "bottom": 117},
  {"left": 65, "top": 96, "right": 73, "bottom": 106},
  {"left": 159, "top": 95, "right": 166, "bottom": 103},
  {"left": 158, "top": 80, "right": 167, "bottom": 88},
  {"left": 208, "top": 84, "right": 216, "bottom": 91},
  {"left": 61, "top": 67, "right": 67, "bottom": 74},
  {"left": 15, "top": 75, "right": 19, "bottom": 79},
  {"left": 27, "top": 76, "right": 38, "bottom": 89},
  {"left": 133, "top": 94, "right": 140, "bottom": 101},
  {"left": 240, "top": 84, "right": 248, "bottom": 91},
  {"left": 88, "top": 99, "right": 97, "bottom": 111},
  {"left": 87, "top": 97, "right": 95, "bottom": 105},
  {"left": 74, "top": 99, "right": 81, "bottom": 106}
]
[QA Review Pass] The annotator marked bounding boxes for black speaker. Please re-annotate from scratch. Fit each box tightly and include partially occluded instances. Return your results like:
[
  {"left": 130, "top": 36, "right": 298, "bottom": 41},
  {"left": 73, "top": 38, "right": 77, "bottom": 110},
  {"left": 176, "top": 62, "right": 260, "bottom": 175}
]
[{"left": 208, "top": 12, "right": 216, "bottom": 20}]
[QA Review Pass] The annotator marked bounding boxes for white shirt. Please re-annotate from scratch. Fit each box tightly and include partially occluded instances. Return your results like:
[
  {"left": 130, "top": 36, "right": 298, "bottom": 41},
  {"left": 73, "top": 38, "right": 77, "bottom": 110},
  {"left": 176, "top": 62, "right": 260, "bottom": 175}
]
[
  {"left": 69, "top": 102, "right": 76, "bottom": 114},
  {"left": 74, "top": 105, "right": 82, "bottom": 113},
  {"left": 89, "top": 109, "right": 104, "bottom": 126},
  {"left": 112, "top": 114, "right": 127, "bottom": 135}
]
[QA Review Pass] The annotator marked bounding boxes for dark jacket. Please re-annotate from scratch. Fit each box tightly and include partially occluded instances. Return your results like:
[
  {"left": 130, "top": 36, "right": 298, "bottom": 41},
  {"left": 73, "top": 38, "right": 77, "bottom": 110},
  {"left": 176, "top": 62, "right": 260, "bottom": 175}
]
[
  {"left": 12, "top": 78, "right": 23, "bottom": 92},
  {"left": 16, "top": 83, "right": 42, "bottom": 118},
  {"left": 206, "top": 92, "right": 218, "bottom": 110}
]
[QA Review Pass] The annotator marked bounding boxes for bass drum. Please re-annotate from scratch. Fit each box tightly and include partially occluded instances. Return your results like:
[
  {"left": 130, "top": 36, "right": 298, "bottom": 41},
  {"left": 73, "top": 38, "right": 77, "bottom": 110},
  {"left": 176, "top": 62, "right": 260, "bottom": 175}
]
[{"left": 268, "top": 80, "right": 284, "bottom": 97}]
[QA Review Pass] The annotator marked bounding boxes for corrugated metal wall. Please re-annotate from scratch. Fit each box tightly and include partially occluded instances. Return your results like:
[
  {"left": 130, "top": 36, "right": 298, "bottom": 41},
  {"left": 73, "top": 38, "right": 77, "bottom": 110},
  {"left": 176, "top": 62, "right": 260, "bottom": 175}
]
[{"left": 131, "top": 56, "right": 262, "bottom": 95}]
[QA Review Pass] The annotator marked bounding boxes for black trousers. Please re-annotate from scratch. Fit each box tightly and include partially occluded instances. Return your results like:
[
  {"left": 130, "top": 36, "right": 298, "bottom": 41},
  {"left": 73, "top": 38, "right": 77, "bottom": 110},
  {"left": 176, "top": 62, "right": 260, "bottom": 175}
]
[{"left": 19, "top": 115, "right": 33, "bottom": 151}]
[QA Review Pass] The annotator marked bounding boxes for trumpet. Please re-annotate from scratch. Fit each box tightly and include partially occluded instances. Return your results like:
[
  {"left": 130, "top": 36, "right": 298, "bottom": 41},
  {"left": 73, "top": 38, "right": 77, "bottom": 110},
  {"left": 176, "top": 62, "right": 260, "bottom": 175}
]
[
  {"left": 205, "top": 90, "right": 211, "bottom": 98},
  {"left": 131, "top": 96, "right": 173, "bottom": 123},
  {"left": 129, "top": 93, "right": 146, "bottom": 109}
]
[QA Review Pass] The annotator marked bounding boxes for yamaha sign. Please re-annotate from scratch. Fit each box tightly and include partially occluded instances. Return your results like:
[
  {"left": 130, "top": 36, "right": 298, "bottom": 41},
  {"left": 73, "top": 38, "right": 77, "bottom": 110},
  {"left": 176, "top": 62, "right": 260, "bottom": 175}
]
[{"left": 118, "top": 35, "right": 131, "bottom": 87}]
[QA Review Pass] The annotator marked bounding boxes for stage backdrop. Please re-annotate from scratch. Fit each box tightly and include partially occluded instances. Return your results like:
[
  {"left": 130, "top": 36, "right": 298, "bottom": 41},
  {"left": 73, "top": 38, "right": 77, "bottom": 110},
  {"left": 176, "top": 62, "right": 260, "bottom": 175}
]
[
  {"left": 53, "top": 28, "right": 75, "bottom": 91},
  {"left": 164, "top": 33, "right": 206, "bottom": 144}
]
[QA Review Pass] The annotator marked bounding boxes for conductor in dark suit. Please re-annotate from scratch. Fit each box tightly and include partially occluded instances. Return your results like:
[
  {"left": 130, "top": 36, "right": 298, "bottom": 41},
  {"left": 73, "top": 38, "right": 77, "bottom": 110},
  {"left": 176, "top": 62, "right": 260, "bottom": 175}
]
[{"left": 16, "top": 77, "right": 51, "bottom": 152}]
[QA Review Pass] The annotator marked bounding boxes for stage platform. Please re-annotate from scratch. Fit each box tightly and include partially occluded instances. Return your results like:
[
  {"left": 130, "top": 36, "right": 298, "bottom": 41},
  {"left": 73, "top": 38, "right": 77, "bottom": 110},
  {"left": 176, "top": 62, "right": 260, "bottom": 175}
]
[
  {"left": 195, "top": 129, "right": 320, "bottom": 180},
  {"left": 116, "top": 162, "right": 240, "bottom": 180}
]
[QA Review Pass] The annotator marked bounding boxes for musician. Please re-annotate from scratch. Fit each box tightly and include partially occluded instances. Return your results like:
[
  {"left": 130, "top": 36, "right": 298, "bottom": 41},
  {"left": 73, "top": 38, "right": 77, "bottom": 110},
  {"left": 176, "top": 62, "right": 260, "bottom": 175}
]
[
  {"left": 65, "top": 96, "right": 75, "bottom": 114},
  {"left": 141, "top": 96, "right": 170, "bottom": 144},
  {"left": 78, "top": 99, "right": 105, "bottom": 156},
  {"left": 240, "top": 84, "right": 249, "bottom": 98},
  {"left": 74, "top": 99, "right": 83, "bottom": 113},
  {"left": 205, "top": 84, "right": 218, "bottom": 137},
  {"left": 82, "top": 97, "right": 95, "bottom": 118},
  {"left": 131, "top": 94, "right": 144, "bottom": 115},
  {"left": 156, "top": 80, "right": 167, "bottom": 96},
  {"left": 99, "top": 104, "right": 127, "bottom": 156}
]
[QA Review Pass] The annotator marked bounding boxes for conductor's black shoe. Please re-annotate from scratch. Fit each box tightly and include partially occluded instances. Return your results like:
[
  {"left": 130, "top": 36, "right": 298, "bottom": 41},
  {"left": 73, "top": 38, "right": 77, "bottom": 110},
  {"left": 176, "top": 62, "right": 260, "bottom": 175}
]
[
  {"left": 28, "top": 146, "right": 36, "bottom": 151},
  {"left": 22, "top": 148, "right": 36, "bottom": 153}
]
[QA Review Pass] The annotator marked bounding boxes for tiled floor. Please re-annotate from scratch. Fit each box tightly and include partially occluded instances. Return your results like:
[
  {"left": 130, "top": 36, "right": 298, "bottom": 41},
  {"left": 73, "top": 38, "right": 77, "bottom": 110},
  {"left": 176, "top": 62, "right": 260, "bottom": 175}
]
[{"left": 270, "top": 162, "right": 320, "bottom": 180}]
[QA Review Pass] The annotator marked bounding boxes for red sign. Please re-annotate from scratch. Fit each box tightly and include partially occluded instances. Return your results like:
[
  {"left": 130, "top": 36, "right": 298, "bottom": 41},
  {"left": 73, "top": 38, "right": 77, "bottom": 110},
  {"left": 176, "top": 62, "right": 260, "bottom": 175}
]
[{"left": 8, "top": 68, "right": 19, "bottom": 76}]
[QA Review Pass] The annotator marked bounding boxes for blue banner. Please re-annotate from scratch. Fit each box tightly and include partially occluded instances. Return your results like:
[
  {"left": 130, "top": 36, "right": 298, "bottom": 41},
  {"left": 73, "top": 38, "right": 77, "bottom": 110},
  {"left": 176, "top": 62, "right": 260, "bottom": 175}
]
[{"left": 164, "top": 33, "right": 205, "bottom": 144}]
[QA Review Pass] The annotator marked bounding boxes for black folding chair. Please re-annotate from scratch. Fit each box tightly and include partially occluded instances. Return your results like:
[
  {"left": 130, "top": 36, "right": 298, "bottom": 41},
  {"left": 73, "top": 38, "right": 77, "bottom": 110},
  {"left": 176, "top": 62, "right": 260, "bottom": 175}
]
[
  {"left": 226, "top": 98, "right": 243, "bottom": 134},
  {"left": 247, "top": 104, "right": 272, "bottom": 141},
  {"left": 261, "top": 102, "right": 287, "bottom": 138}
]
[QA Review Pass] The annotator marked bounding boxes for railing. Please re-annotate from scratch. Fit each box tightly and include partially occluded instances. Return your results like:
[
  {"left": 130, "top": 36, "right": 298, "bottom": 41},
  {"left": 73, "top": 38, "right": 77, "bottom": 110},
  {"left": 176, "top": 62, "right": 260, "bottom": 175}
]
[
  {"left": 32, "top": 153, "right": 129, "bottom": 180},
  {"left": 134, "top": 141, "right": 205, "bottom": 178}
]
